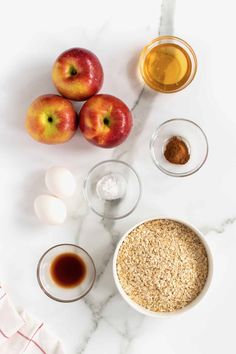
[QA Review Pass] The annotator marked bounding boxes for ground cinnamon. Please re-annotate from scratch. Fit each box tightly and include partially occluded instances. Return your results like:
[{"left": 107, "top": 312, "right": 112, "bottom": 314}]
[{"left": 164, "top": 136, "right": 190, "bottom": 165}]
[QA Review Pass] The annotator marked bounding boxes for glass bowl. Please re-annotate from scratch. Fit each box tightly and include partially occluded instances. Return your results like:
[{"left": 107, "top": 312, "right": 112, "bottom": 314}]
[
  {"left": 84, "top": 160, "right": 141, "bottom": 219},
  {"left": 139, "top": 36, "right": 197, "bottom": 93},
  {"left": 37, "top": 244, "right": 96, "bottom": 302},
  {"left": 150, "top": 119, "right": 208, "bottom": 177}
]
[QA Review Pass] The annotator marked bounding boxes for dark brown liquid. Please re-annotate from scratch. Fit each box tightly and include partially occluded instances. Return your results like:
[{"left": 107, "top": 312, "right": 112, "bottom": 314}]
[{"left": 50, "top": 253, "right": 86, "bottom": 288}]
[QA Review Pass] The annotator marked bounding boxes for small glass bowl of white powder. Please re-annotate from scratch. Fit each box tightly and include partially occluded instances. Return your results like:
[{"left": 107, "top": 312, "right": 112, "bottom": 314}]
[{"left": 84, "top": 160, "right": 141, "bottom": 219}]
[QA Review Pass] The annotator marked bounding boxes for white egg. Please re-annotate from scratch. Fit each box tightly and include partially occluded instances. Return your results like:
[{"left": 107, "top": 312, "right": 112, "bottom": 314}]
[
  {"left": 34, "top": 195, "right": 67, "bottom": 225},
  {"left": 45, "top": 166, "right": 76, "bottom": 198}
]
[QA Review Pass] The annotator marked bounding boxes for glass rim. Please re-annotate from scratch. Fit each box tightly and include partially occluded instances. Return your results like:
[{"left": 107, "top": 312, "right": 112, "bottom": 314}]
[
  {"left": 36, "top": 243, "right": 96, "bottom": 303},
  {"left": 139, "top": 35, "right": 198, "bottom": 93},
  {"left": 150, "top": 118, "right": 209, "bottom": 177},
  {"left": 83, "top": 159, "right": 142, "bottom": 220}
]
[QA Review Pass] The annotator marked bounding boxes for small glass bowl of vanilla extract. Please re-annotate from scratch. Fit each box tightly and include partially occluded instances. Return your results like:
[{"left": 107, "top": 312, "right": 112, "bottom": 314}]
[
  {"left": 139, "top": 36, "right": 197, "bottom": 93},
  {"left": 37, "top": 244, "right": 96, "bottom": 302}
]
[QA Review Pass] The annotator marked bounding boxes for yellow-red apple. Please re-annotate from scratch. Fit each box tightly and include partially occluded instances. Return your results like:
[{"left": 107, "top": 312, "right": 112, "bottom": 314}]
[
  {"left": 25, "top": 94, "right": 78, "bottom": 144},
  {"left": 52, "top": 48, "right": 103, "bottom": 101},
  {"left": 79, "top": 94, "right": 133, "bottom": 148}
]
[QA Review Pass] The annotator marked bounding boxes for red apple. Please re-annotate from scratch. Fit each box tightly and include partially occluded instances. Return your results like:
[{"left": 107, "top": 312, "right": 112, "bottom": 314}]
[
  {"left": 52, "top": 48, "right": 103, "bottom": 101},
  {"left": 25, "top": 94, "right": 78, "bottom": 144},
  {"left": 79, "top": 94, "right": 133, "bottom": 148}
]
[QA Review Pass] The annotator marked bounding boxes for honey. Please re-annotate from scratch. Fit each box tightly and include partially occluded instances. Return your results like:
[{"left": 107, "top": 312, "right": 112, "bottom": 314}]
[{"left": 140, "top": 40, "right": 195, "bottom": 93}]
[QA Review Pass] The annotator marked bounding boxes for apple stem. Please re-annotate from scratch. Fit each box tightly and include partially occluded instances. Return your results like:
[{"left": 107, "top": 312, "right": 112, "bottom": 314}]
[
  {"left": 69, "top": 66, "right": 77, "bottom": 76},
  {"left": 103, "top": 117, "right": 110, "bottom": 126},
  {"left": 48, "top": 117, "right": 53, "bottom": 123}
]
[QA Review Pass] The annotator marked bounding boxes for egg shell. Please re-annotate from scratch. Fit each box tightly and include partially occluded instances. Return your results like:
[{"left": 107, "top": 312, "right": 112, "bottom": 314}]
[
  {"left": 34, "top": 194, "right": 67, "bottom": 225},
  {"left": 45, "top": 166, "right": 76, "bottom": 198}
]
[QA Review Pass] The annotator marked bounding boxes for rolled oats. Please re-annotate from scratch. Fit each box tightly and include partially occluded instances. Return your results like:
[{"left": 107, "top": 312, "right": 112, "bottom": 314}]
[{"left": 116, "top": 219, "right": 208, "bottom": 312}]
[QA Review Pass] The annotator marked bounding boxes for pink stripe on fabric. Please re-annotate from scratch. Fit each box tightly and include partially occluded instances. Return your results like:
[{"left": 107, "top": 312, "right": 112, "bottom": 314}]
[
  {"left": 0, "top": 292, "right": 6, "bottom": 300},
  {"left": 0, "top": 328, "right": 9, "bottom": 338},
  {"left": 17, "top": 323, "right": 46, "bottom": 354},
  {"left": 17, "top": 331, "right": 46, "bottom": 354}
]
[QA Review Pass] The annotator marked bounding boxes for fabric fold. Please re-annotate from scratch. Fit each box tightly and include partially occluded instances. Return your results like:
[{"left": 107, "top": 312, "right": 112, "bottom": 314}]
[{"left": 0, "top": 286, "right": 64, "bottom": 353}]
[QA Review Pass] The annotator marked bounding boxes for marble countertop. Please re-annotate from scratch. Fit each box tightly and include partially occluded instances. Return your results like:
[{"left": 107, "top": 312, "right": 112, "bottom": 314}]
[{"left": 1, "top": 0, "right": 236, "bottom": 353}]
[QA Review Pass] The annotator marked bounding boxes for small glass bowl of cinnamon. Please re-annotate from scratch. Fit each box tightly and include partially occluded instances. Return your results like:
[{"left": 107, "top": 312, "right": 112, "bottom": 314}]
[{"left": 150, "top": 119, "right": 208, "bottom": 177}]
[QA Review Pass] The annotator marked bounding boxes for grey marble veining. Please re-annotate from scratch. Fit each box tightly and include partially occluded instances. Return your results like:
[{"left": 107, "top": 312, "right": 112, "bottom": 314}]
[{"left": 75, "top": 1, "right": 177, "bottom": 352}]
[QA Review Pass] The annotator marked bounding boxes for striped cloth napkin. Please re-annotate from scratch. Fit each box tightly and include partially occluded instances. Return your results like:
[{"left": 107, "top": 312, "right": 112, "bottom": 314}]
[{"left": 0, "top": 286, "right": 64, "bottom": 354}]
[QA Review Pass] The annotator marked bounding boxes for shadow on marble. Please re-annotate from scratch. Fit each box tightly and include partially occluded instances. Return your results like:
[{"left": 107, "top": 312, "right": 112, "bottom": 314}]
[
  {"left": 126, "top": 49, "right": 143, "bottom": 92},
  {"left": 15, "top": 169, "right": 46, "bottom": 228},
  {"left": 4, "top": 61, "right": 53, "bottom": 131}
]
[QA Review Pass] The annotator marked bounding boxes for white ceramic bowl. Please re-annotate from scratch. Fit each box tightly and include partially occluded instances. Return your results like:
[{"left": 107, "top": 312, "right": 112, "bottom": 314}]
[{"left": 113, "top": 218, "right": 213, "bottom": 317}]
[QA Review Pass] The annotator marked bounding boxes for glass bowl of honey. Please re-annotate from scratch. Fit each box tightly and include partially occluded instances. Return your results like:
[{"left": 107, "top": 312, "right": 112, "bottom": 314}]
[
  {"left": 37, "top": 244, "right": 96, "bottom": 302},
  {"left": 139, "top": 36, "right": 197, "bottom": 93},
  {"left": 150, "top": 119, "right": 208, "bottom": 177}
]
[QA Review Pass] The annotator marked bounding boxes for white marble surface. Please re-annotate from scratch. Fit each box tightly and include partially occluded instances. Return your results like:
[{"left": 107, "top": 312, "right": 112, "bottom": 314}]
[{"left": 1, "top": 0, "right": 236, "bottom": 353}]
